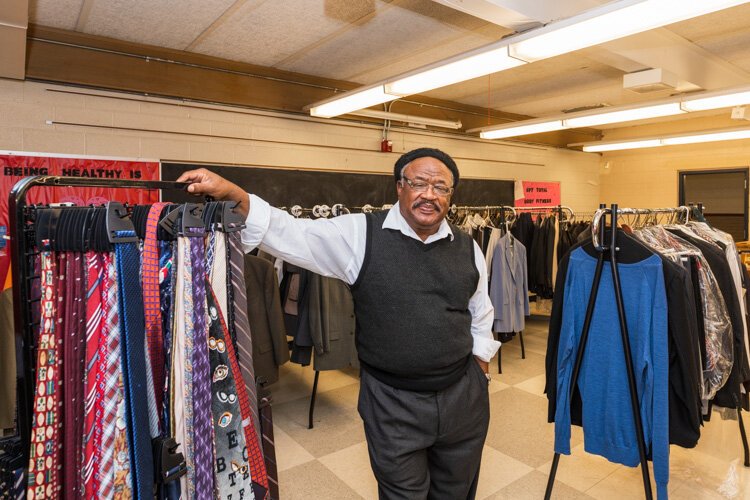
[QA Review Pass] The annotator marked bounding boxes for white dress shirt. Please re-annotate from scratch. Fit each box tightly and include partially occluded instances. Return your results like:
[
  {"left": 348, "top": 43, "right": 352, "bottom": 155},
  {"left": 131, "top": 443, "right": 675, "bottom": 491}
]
[{"left": 241, "top": 194, "right": 501, "bottom": 362}]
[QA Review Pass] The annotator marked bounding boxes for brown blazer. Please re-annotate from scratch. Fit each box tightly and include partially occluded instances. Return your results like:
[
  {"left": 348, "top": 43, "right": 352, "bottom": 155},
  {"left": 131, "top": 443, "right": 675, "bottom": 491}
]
[{"left": 243, "top": 255, "right": 289, "bottom": 385}]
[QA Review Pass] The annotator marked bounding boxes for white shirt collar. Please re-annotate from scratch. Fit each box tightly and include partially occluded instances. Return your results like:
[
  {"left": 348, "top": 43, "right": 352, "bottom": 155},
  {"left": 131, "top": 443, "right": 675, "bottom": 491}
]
[{"left": 382, "top": 201, "right": 454, "bottom": 244}]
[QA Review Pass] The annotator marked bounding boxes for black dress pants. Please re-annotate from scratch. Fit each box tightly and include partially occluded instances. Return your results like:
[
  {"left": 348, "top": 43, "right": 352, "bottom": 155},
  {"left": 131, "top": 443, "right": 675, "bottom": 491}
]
[{"left": 357, "top": 360, "right": 490, "bottom": 500}]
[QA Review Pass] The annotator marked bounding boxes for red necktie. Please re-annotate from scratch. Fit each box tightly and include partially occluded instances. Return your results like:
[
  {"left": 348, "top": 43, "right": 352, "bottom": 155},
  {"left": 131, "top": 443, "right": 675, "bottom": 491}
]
[
  {"left": 83, "top": 251, "right": 105, "bottom": 497},
  {"left": 27, "top": 250, "right": 62, "bottom": 500},
  {"left": 143, "top": 202, "right": 168, "bottom": 419}
]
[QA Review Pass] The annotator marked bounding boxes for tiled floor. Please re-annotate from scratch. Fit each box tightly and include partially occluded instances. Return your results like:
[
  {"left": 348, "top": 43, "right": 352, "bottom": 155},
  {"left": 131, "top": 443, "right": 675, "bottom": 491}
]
[{"left": 270, "top": 317, "right": 750, "bottom": 499}]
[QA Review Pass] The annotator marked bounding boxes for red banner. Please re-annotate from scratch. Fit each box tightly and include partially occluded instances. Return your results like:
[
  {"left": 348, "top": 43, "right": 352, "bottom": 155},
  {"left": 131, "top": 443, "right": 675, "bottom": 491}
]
[
  {"left": 0, "top": 153, "right": 160, "bottom": 290},
  {"left": 514, "top": 180, "right": 561, "bottom": 207}
]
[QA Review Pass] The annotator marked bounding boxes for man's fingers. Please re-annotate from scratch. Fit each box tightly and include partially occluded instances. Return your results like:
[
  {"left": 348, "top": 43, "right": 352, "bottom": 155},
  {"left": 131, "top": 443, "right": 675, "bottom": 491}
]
[{"left": 176, "top": 169, "right": 208, "bottom": 183}]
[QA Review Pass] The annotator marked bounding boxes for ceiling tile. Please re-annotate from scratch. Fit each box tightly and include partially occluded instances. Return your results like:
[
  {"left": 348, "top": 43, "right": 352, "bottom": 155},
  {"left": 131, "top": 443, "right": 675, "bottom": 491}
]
[
  {"left": 191, "top": 0, "right": 388, "bottom": 68},
  {"left": 277, "top": 2, "right": 500, "bottom": 82},
  {"left": 30, "top": 0, "right": 84, "bottom": 30},
  {"left": 79, "top": 0, "right": 237, "bottom": 49}
]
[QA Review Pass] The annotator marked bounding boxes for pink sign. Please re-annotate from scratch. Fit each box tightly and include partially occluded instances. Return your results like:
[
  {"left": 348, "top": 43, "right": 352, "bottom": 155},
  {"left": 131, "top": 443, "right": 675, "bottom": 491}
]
[{"left": 514, "top": 181, "right": 561, "bottom": 207}]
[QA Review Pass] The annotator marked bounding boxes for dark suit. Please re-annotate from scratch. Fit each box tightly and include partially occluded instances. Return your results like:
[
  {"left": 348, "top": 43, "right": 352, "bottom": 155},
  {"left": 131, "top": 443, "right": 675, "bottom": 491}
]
[{"left": 243, "top": 255, "right": 289, "bottom": 385}]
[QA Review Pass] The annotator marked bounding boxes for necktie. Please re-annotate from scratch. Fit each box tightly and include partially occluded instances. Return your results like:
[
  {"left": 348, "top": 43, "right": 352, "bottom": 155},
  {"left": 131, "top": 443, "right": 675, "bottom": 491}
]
[
  {"left": 63, "top": 251, "right": 86, "bottom": 499},
  {"left": 115, "top": 230, "right": 155, "bottom": 499},
  {"left": 206, "top": 276, "right": 253, "bottom": 499},
  {"left": 27, "top": 250, "right": 62, "bottom": 500},
  {"left": 174, "top": 237, "right": 194, "bottom": 498},
  {"left": 189, "top": 227, "right": 216, "bottom": 499},
  {"left": 143, "top": 202, "right": 168, "bottom": 422},
  {"left": 222, "top": 291, "right": 269, "bottom": 499},
  {"left": 227, "top": 232, "right": 262, "bottom": 451},
  {"left": 83, "top": 252, "right": 104, "bottom": 498},
  {"left": 99, "top": 252, "right": 133, "bottom": 498},
  {"left": 159, "top": 240, "right": 182, "bottom": 500}
]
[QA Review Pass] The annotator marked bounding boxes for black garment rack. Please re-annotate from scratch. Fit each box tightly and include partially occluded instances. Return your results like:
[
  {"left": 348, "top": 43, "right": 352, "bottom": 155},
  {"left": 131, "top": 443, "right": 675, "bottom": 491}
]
[
  {"left": 543, "top": 204, "right": 750, "bottom": 500},
  {"left": 3, "top": 175, "right": 279, "bottom": 499}
]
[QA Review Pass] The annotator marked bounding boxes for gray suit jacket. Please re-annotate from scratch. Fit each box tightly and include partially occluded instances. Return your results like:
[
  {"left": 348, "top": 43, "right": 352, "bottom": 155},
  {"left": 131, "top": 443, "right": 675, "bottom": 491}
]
[
  {"left": 308, "top": 274, "right": 359, "bottom": 371},
  {"left": 244, "top": 255, "right": 290, "bottom": 385},
  {"left": 489, "top": 234, "right": 529, "bottom": 333}
]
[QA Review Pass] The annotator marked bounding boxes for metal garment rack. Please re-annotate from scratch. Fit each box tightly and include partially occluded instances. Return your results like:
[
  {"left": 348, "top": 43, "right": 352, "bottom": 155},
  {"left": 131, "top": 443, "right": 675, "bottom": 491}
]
[
  {"left": 5, "top": 175, "right": 279, "bottom": 499},
  {"left": 8, "top": 175, "right": 189, "bottom": 455},
  {"left": 544, "top": 204, "right": 750, "bottom": 500}
]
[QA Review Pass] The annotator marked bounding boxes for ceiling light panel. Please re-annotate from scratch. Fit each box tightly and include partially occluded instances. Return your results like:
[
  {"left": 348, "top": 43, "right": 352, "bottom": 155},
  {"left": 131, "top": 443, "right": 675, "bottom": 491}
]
[
  {"left": 478, "top": 120, "right": 565, "bottom": 139},
  {"left": 680, "top": 89, "right": 750, "bottom": 111},
  {"left": 508, "top": 0, "right": 750, "bottom": 62},
  {"left": 583, "top": 139, "right": 663, "bottom": 152},
  {"left": 309, "top": 87, "right": 396, "bottom": 118},
  {"left": 563, "top": 102, "right": 684, "bottom": 128}
]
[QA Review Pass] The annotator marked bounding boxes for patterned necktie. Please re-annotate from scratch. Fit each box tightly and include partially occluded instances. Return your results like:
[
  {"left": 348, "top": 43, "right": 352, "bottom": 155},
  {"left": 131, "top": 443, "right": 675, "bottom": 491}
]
[
  {"left": 27, "top": 250, "right": 62, "bottom": 500},
  {"left": 115, "top": 230, "right": 155, "bottom": 499},
  {"left": 175, "top": 236, "right": 195, "bottom": 499},
  {"left": 82, "top": 252, "right": 104, "bottom": 498},
  {"left": 206, "top": 276, "right": 253, "bottom": 499},
  {"left": 99, "top": 252, "right": 133, "bottom": 498},
  {"left": 227, "top": 232, "right": 262, "bottom": 450},
  {"left": 189, "top": 227, "right": 216, "bottom": 499},
  {"left": 222, "top": 290, "right": 269, "bottom": 499},
  {"left": 143, "top": 202, "right": 168, "bottom": 423}
]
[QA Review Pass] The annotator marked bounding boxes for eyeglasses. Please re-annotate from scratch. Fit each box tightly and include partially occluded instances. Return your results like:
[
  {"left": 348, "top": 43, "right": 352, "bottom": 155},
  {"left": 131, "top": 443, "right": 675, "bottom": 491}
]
[{"left": 400, "top": 176, "right": 454, "bottom": 197}]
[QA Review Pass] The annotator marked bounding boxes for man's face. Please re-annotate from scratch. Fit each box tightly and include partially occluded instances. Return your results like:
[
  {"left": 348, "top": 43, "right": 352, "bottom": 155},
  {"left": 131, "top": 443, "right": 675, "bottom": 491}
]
[{"left": 396, "top": 156, "right": 454, "bottom": 239}]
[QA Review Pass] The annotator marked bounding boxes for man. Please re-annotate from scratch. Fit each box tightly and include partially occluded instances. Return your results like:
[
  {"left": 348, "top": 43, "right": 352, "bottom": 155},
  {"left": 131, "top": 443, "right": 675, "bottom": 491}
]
[{"left": 177, "top": 148, "right": 499, "bottom": 499}]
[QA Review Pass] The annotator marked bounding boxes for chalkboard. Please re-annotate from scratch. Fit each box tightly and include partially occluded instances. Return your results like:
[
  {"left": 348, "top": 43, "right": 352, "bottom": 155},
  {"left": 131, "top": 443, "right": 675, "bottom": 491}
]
[{"left": 161, "top": 162, "right": 514, "bottom": 209}]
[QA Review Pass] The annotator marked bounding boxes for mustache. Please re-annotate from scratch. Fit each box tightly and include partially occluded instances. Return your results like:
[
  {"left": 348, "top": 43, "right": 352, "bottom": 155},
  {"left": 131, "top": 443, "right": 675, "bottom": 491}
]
[{"left": 413, "top": 201, "right": 439, "bottom": 210}]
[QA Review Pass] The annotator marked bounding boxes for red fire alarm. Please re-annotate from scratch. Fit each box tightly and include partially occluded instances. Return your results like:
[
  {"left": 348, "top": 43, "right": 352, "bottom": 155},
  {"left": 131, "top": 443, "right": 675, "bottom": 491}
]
[{"left": 380, "top": 139, "right": 393, "bottom": 152}]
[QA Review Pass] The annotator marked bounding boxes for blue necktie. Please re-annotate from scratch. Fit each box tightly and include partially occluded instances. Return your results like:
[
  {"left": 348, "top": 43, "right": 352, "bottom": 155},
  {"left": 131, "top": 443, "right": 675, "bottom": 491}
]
[{"left": 115, "top": 230, "right": 155, "bottom": 499}]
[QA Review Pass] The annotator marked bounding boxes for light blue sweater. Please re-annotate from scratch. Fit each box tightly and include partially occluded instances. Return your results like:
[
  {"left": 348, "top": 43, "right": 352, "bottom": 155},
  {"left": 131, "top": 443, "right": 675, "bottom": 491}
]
[{"left": 555, "top": 247, "right": 669, "bottom": 499}]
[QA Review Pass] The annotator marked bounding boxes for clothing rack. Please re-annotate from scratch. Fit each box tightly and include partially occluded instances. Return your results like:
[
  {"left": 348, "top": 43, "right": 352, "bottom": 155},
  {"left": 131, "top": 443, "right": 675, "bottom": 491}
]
[
  {"left": 4, "top": 175, "right": 280, "bottom": 499},
  {"left": 514, "top": 204, "right": 575, "bottom": 222},
  {"left": 544, "top": 204, "right": 750, "bottom": 500},
  {"left": 544, "top": 204, "right": 655, "bottom": 500}
]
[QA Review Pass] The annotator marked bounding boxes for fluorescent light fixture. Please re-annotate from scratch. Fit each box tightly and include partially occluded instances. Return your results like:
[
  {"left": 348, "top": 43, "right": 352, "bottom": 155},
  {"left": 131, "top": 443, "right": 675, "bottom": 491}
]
[
  {"left": 469, "top": 119, "right": 565, "bottom": 139},
  {"left": 661, "top": 128, "right": 750, "bottom": 145},
  {"left": 309, "top": 86, "right": 396, "bottom": 118},
  {"left": 384, "top": 46, "right": 524, "bottom": 96},
  {"left": 349, "top": 109, "right": 462, "bottom": 129},
  {"left": 563, "top": 102, "right": 685, "bottom": 128},
  {"left": 576, "top": 126, "right": 750, "bottom": 151},
  {"left": 307, "top": 0, "right": 750, "bottom": 118},
  {"left": 583, "top": 139, "right": 662, "bottom": 152},
  {"left": 509, "top": 0, "right": 750, "bottom": 62},
  {"left": 681, "top": 88, "right": 750, "bottom": 111}
]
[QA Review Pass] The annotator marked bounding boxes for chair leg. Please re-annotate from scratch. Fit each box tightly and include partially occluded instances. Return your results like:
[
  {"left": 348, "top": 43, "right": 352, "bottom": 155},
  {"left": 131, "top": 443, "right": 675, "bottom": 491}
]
[
  {"left": 498, "top": 346, "right": 502, "bottom": 374},
  {"left": 308, "top": 370, "right": 320, "bottom": 430},
  {"left": 519, "top": 331, "right": 526, "bottom": 359}
]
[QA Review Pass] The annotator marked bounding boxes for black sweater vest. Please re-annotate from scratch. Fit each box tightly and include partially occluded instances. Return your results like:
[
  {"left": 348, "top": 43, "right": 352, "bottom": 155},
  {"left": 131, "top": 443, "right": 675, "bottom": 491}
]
[{"left": 351, "top": 210, "right": 479, "bottom": 391}]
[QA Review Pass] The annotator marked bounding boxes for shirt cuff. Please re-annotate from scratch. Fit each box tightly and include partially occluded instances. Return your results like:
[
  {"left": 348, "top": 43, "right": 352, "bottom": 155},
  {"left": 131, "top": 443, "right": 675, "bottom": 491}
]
[
  {"left": 240, "top": 193, "right": 271, "bottom": 251},
  {"left": 472, "top": 334, "right": 501, "bottom": 363}
]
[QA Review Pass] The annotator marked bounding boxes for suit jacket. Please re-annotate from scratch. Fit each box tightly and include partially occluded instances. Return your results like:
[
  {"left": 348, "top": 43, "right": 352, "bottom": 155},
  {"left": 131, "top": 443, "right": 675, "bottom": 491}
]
[
  {"left": 308, "top": 274, "right": 359, "bottom": 371},
  {"left": 490, "top": 234, "right": 529, "bottom": 333},
  {"left": 244, "top": 255, "right": 290, "bottom": 385}
]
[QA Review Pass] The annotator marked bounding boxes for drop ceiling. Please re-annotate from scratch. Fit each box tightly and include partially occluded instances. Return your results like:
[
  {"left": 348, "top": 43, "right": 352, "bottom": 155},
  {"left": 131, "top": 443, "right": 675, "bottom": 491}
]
[{"left": 23, "top": 0, "right": 750, "bottom": 143}]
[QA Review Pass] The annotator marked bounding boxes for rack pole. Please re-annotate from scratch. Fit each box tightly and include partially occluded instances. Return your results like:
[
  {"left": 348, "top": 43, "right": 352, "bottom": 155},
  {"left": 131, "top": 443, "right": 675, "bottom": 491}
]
[
  {"left": 544, "top": 209, "right": 607, "bottom": 500},
  {"left": 609, "top": 204, "right": 653, "bottom": 499}
]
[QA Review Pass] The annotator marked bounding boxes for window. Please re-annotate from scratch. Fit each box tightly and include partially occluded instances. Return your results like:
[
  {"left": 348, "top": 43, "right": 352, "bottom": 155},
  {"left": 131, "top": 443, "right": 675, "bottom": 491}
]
[{"left": 679, "top": 168, "right": 748, "bottom": 241}]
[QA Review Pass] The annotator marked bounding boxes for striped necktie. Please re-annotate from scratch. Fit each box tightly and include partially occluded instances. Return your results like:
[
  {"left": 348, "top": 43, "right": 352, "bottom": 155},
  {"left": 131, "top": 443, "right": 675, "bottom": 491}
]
[
  {"left": 227, "top": 232, "right": 262, "bottom": 448},
  {"left": 188, "top": 227, "right": 216, "bottom": 498},
  {"left": 27, "top": 250, "right": 62, "bottom": 500},
  {"left": 63, "top": 251, "right": 87, "bottom": 499},
  {"left": 82, "top": 252, "right": 105, "bottom": 497},
  {"left": 115, "top": 230, "right": 155, "bottom": 499}
]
